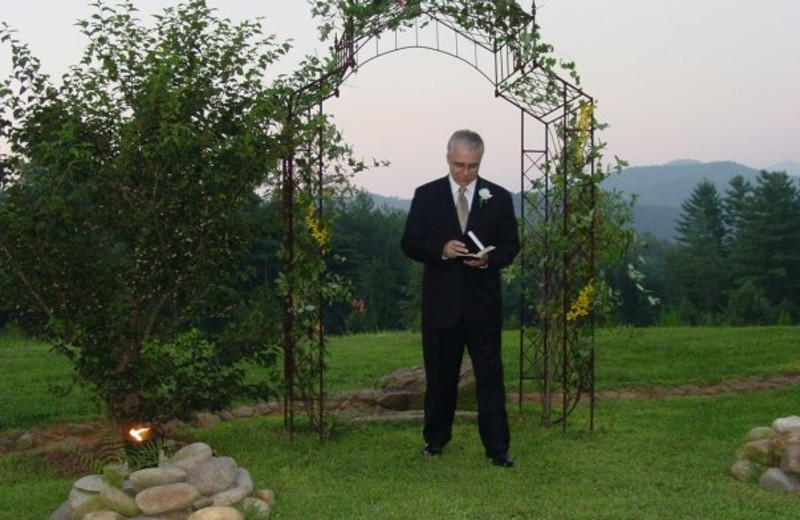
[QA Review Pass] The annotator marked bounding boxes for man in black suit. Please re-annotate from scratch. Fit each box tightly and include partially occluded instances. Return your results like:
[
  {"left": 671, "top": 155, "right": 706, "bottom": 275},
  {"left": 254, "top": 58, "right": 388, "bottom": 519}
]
[{"left": 401, "top": 129, "right": 520, "bottom": 467}]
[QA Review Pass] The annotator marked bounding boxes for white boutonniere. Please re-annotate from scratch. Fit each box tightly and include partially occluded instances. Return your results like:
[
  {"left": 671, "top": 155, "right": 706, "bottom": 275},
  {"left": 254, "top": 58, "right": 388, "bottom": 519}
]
[{"left": 478, "top": 187, "right": 492, "bottom": 206}]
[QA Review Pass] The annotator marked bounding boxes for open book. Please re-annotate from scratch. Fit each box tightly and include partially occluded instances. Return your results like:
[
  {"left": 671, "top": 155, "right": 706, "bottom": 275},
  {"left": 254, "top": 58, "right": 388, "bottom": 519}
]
[{"left": 459, "top": 231, "right": 495, "bottom": 259}]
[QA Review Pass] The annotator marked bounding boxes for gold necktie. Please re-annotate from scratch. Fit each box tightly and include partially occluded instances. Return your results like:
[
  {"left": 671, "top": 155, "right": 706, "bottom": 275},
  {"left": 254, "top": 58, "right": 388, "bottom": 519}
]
[{"left": 457, "top": 186, "right": 468, "bottom": 233}]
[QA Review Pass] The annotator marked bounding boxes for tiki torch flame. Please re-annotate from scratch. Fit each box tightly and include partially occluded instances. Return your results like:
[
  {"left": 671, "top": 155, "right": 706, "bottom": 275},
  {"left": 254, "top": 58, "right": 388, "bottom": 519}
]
[{"left": 129, "top": 426, "right": 151, "bottom": 442}]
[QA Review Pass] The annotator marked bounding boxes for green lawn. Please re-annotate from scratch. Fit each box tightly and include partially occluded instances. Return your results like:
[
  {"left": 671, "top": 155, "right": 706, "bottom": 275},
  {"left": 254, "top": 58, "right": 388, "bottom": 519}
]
[
  {"left": 324, "top": 326, "right": 800, "bottom": 393},
  {"left": 1, "top": 326, "right": 800, "bottom": 519}
]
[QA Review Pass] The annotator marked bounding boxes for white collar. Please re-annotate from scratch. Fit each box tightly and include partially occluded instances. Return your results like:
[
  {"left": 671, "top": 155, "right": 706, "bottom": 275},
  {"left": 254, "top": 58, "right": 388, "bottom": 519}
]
[{"left": 448, "top": 176, "right": 477, "bottom": 196}]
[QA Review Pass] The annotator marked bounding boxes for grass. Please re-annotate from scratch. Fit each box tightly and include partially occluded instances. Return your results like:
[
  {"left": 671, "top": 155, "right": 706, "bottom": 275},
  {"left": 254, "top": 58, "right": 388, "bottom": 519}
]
[
  {"left": 186, "top": 386, "right": 800, "bottom": 520},
  {"left": 1, "top": 326, "right": 800, "bottom": 519},
  {"left": 324, "top": 326, "right": 800, "bottom": 394},
  {"left": 0, "top": 331, "right": 102, "bottom": 432}
]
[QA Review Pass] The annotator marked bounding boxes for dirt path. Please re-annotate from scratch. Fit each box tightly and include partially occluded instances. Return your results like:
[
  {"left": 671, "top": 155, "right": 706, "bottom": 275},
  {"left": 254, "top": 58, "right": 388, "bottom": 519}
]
[
  {"left": 509, "top": 373, "right": 800, "bottom": 403},
  {"left": 2, "top": 372, "right": 799, "bottom": 464}
]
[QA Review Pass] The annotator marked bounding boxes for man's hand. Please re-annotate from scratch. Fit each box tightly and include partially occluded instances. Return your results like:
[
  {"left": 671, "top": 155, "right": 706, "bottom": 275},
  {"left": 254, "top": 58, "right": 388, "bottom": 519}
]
[
  {"left": 442, "top": 240, "right": 488, "bottom": 268},
  {"left": 442, "top": 239, "right": 469, "bottom": 259},
  {"left": 463, "top": 257, "right": 488, "bottom": 269}
]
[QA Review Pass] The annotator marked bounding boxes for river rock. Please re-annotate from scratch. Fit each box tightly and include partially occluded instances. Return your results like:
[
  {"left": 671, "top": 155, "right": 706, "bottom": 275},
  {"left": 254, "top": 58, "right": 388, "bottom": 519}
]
[
  {"left": 738, "top": 439, "right": 777, "bottom": 467},
  {"left": 48, "top": 501, "right": 71, "bottom": 520},
  {"left": 187, "top": 457, "right": 238, "bottom": 496},
  {"left": 69, "top": 488, "right": 103, "bottom": 519},
  {"left": 230, "top": 406, "right": 255, "bottom": 418},
  {"left": 210, "top": 469, "right": 253, "bottom": 507},
  {"left": 194, "top": 413, "right": 222, "bottom": 428},
  {"left": 129, "top": 467, "right": 188, "bottom": 492},
  {"left": 729, "top": 459, "right": 759, "bottom": 482},
  {"left": 745, "top": 426, "right": 775, "bottom": 441},
  {"left": 83, "top": 511, "right": 125, "bottom": 520},
  {"left": 162, "top": 442, "right": 213, "bottom": 471},
  {"left": 135, "top": 483, "right": 200, "bottom": 516},
  {"left": 74, "top": 475, "right": 110, "bottom": 493},
  {"left": 254, "top": 489, "right": 276, "bottom": 507},
  {"left": 241, "top": 497, "right": 271, "bottom": 517},
  {"left": 759, "top": 467, "right": 800, "bottom": 491},
  {"left": 780, "top": 444, "right": 800, "bottom": 475},
  {"left": 187, "top": 506, "right": 244, "bottom": 520},
  {"left": 376, "top": 361, "right": 475, "bottom": 411},
  {"left": 100, "top": 485, "right": 140, "bottom": 517},
  {"left": 768, "top": 431, "right": 800, "bottom": 457},
  {"left": 253, "top": 402, "right": 279, "bottom": 415},
  {"left": 772, "top": 415, "right": 800, "bottom": 433},
  {"left": 377, "top": 391, "right": 416, "bottom": 410}
]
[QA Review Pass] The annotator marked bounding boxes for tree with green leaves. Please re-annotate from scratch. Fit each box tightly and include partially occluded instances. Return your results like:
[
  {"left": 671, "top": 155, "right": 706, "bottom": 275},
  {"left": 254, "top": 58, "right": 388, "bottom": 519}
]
[
  {"left": 722, "top": 174, "right": 753, "bottom": 248},
  {"left": 0, "top": 0, "right": 354, "bottom": 425},
  {"left": 327, "top": 192, "right": 412, "bottom": 332},
  {"left": 728, "top": 171, "right": 800, "bottom": 312},
  {"left": 668, "top": 179, "right": 728, "bottom": 321}
]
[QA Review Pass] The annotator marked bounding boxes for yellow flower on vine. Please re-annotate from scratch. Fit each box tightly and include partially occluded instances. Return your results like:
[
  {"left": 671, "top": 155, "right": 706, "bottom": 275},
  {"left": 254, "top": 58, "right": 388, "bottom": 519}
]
[
  {"left": 567, "top": 279, "right": 594, "bottom": 322},
  {"left": 572, "top": 101, "right": 595, "bottom": 164},
  {"left": 305, "top": 204, "right": 329, "bottom": 254},
  {"left": 577, "top": 101, "right": 594, "bottom": 141}
]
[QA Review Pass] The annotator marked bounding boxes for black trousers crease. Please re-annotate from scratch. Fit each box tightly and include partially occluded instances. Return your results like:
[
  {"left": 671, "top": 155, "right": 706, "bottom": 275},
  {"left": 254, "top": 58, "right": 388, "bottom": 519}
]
[{"left": 421, "top": 318, "right": 510, "bottom": 458}]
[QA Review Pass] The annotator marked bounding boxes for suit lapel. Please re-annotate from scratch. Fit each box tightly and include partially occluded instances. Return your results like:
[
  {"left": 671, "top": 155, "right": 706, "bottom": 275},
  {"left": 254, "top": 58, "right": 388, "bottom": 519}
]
[
  {"left": 436, "top": 176, "right": 462, "bottom": 234},
  {"left": 466, "top": 177, "right": 481, "bottom": 230}
]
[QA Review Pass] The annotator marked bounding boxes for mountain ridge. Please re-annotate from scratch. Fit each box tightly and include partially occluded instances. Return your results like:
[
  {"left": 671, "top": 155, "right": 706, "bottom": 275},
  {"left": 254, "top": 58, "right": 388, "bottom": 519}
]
[{"left": 367, "top": 160, "right": 800, "bottom": 241}]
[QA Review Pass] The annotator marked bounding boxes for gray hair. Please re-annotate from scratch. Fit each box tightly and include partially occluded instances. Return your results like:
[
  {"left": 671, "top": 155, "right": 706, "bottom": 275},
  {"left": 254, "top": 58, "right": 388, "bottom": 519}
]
[{"left": 447, "top": 129, "right": 484, "bottom": 155}]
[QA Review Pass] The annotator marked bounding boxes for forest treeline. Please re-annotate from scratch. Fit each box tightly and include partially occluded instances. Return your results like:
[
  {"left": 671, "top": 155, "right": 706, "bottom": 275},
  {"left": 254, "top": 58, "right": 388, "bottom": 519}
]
[
  {"left": 616, "top": 170, "right": 800, "bottom": 326},
  {"left": 322, "top": 168, "right": 800, "bottom": 330},
  {"left": 3, "top": 170, "right": 798, "bottom": 334},
  {"left": 3, "top": 170, "right": 799, "bottom": 334},
  {"left": 327, "top": 169, "right": 800, "bottom": 330}
]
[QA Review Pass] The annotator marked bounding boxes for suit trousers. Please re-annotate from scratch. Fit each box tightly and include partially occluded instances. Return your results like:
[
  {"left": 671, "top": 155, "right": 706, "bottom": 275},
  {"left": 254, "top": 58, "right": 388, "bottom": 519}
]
[{"left": 421, "top": 317, "right": 510, "bottom": 458}]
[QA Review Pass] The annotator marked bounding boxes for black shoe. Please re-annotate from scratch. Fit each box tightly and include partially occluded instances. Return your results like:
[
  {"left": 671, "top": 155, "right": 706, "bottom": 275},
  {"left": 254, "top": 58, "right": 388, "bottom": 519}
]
[
  {"left": 422, "top": 444, "right": 443, "bottom": 456},
  {"left": 490, "top": 454, "right": 515, "bottom": 467}
]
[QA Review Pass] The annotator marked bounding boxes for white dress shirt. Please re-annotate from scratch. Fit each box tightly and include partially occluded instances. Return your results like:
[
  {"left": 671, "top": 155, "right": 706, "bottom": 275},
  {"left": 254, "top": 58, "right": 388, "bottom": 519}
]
[{"left": 448, "top": 176, "right": 477, "bottom": 211}]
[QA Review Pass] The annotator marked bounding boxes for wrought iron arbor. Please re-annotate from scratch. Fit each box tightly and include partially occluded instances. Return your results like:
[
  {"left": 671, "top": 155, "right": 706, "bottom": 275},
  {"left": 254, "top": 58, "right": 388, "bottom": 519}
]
[{"left": 280, "top": 1, "right": 597, "bottom": 436}]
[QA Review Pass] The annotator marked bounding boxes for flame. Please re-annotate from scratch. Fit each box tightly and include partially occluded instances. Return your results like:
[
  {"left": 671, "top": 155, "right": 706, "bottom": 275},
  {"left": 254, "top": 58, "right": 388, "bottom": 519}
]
[{"left": 129, "top": 426, "right": 151, "bottom": 442}]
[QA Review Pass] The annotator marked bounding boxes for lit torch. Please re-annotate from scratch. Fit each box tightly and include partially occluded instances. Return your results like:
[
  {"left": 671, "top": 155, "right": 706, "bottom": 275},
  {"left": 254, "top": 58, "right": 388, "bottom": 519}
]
[{"left": 129, "top": 426, "right": 151, "bottom": 443}]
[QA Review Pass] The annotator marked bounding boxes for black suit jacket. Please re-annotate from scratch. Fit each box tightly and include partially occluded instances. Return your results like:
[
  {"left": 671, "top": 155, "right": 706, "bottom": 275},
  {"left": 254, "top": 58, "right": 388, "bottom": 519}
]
[{"left": 401, "top": 176, "right": 520, "bottom": 329}]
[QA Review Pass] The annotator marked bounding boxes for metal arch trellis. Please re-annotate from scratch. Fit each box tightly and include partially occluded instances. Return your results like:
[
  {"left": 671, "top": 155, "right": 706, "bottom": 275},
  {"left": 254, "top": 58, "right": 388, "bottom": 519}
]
[{"left": 280, "top": 0, "right": 597, "bottom": 438}]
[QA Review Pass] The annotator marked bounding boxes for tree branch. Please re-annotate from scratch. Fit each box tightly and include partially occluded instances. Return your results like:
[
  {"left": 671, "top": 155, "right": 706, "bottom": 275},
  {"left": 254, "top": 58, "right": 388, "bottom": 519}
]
[{"left": 1, "top": 245, "right": 54, "bottom": 318}]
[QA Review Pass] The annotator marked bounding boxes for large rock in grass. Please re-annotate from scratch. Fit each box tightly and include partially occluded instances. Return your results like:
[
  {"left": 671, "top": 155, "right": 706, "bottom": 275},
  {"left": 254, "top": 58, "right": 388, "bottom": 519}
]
[
  {"left": 83, "top": 512, "right": 125, "bottom": 520},
  {"left": 69, "top": 488, "right": 104, "bottom": 520},
  {"left": 210, "top": 468, "right": 253, "bottom": 507},
  {"left": 129, "top": 467, "right": 188, "bottom": 492},
  {"left": 135, "top": 483, "right": 200, "bottom": 516},
  {"left": 187, "top": 506, "right": 244, "bottom": 520},
  {"left": 771, "top": 415, "right": 800, "bottom": 433},
  {"left": 187, "top": 457, "right": 238, "bottom": 496},
  {"left": 768, "top": 432, "right": 800, "bottom": 461},
  {"left": 74, "top": 475, "right": 111, "bottom": 493},
  {"left": 729, "top": 459, "right": 759, "bottom": 482},
  {"left": 162, "top": 442, "right": 213, "bottom": 471},
  {"left": 377, "top": 360, "right": 476, "bottom": 411},
  {"left": 738, "top": 439, "right": 778, "bottom": 467},
  {"left": 759, "top": 468, "right": 800, "bottom": 492},
  {"left": 780, "top": 444, "right": 800, "bottom": 475},
  {"left": 745, "top": 426, "right": 775, "bottom": 441},
  {"left": 100, "top": 486, "right": 140, "bottom": 517},
  {"left": 48, "top": 501, "right": 71, "bottom": 520},
  {"left": 241, "top": 497, "right": 271, "bottom": 517}
]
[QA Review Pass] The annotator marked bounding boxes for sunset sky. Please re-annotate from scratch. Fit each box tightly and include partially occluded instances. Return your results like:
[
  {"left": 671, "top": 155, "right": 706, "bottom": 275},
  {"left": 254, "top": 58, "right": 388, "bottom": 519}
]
[{"left": 3, "top": 0, "right": 799, "bottom": 197}]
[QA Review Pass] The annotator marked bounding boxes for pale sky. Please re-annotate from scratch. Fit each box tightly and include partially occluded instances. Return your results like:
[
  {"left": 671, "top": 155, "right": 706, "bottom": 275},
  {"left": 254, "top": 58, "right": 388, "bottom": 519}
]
[{"left": 2, "top": 0, "right": 799, "bottom": 197}]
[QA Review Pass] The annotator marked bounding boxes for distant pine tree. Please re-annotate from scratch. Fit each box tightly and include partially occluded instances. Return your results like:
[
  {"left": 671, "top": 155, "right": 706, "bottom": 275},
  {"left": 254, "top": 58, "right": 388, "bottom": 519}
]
[
  {"left": 729, "top": 171, "right": 800, "bottom": 310},
  {"left": 670, "top": 179, "right": 729, "bottom": 321}
]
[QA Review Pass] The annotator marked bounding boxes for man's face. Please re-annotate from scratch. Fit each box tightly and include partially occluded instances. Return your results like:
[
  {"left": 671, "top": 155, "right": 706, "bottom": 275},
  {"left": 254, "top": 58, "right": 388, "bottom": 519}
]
[{"left": 447, "top": 143, "right": 483, "bottom": 187}]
